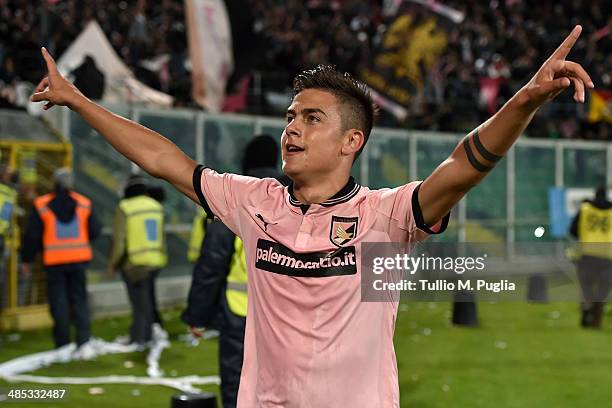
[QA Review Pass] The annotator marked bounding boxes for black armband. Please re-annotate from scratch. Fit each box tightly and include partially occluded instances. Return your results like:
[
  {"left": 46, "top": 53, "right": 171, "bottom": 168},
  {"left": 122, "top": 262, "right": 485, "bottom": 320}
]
[
  {"left": 472, "top": 129, "right": 503, "bottom": 163},
  {"left": 462, "top": 137, "right": 493, "bottom": 172}
]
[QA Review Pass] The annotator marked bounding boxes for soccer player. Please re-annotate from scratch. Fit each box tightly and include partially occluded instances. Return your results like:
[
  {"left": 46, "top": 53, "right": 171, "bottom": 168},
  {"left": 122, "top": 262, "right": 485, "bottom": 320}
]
[{"left": 32, "top": 26, "right": 592, "bottom": 407}]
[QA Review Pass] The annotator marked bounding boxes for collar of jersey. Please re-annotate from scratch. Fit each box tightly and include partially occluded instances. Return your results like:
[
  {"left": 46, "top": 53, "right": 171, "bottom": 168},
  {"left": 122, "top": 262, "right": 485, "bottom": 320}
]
[{"left": 288, "top": 176, "right": 361, "bottom": 208}]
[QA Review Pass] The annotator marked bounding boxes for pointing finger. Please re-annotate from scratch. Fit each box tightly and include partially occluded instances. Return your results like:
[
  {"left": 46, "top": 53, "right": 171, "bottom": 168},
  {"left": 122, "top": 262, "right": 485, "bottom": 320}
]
[
  {"left": 550, "top": 25, "right": 582, "bottom": 61},
  {"left": 41, "top": 47, "right": 60, "bottom": 76}
]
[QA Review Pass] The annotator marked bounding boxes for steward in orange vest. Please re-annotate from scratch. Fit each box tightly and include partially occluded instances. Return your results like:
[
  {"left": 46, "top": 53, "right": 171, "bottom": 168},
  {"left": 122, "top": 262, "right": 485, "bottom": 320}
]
[
  {"left": 33, "top": 191, "right": 93, "bottom": 266},
  {"left": 21, "top": 168, "right": 101, "bottom": 351}
]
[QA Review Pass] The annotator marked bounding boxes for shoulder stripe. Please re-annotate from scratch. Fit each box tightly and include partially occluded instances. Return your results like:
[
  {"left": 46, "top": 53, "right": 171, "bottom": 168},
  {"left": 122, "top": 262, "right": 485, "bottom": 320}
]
[
  {"left": 411, "top": 182, "right": 450, "bottom": 234},
  {"left": 193, "top": 165, "right": 214, "bottom": 218}
]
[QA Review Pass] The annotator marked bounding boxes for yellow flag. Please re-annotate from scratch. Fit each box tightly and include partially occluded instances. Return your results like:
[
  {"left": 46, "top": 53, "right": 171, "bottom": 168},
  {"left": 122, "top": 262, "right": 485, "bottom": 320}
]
[{"left": 587, "top": 90, "right": 612, "bottom": 123}]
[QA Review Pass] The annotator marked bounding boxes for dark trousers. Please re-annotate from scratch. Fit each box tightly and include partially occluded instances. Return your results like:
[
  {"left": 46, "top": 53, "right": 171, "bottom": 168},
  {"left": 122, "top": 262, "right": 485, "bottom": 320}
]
[
  {"left": 123, "top": 272, "right": 156, "bottom": 344},
  {"left": 577, "top": 256, "right": 612, "bottom": 328},
  {"left": 577, "top": 256, "right": 612, "bottom": 302},
  {"left": 150, "top": 269, "right": 163, "bottom": 327},
  {"left": 219, "top": 309, "right": 246, "bottom": 408},
  {"left": 46, "top": 264, "right": 91, "bottom": 348}
]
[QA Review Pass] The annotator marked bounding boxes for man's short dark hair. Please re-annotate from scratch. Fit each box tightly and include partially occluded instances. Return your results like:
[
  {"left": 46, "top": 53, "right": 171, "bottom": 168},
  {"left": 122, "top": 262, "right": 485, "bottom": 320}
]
[{"left": 292, "top": 65, "right": 378, "bottom": 160}]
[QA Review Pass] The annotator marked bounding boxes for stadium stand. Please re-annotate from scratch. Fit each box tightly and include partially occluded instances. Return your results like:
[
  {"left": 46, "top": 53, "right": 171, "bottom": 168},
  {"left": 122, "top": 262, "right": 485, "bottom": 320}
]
[{"left": 0, "top": 0, "right": 609, "bottom": 139}]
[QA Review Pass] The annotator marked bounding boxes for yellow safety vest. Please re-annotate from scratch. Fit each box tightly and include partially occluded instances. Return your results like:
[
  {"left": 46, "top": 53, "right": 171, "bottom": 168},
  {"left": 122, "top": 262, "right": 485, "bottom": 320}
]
[
  {"left": 19, "top": 150, "right": 37, "bottom": 184},
  {"left": 187, "top": 208, "right": 208, "bottom": 262},
  {"left": 0, "top": 183, "right": 17, "bottom": 237},
  {"left": 226, "top": 237, "right": 248, "bottom": 317},
  {"left": 119, "top": 196, "right": 167, "bottom": 267},
  {"left": 578, "top": 202, "right": 612, "bottom": 260}
]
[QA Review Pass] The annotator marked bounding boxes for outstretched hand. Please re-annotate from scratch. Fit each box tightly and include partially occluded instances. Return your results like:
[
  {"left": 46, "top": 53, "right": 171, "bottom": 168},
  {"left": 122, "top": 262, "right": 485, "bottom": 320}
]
[
  {"left": 30, "top": 47, "right": 84, "bottom": 110},
  {"left": 520, "top": 25, "right": 594, "bottom": 110}
]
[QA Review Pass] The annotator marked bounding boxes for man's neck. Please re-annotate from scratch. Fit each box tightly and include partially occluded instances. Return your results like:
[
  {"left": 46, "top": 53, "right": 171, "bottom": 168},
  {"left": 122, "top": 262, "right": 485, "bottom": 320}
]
[{"left": 291, "top": 174, "right": 351, "bottom": 204}]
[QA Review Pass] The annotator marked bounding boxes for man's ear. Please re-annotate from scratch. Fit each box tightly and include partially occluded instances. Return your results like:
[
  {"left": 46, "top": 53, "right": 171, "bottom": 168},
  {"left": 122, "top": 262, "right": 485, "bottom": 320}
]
[{"left": 341, "top": 129, "right": 365, "bottom": 157}]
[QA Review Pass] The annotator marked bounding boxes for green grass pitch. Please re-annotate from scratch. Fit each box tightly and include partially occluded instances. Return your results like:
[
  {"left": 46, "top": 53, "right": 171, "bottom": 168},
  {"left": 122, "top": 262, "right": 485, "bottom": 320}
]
[{"left": 1, "top": 302, "right": 610, "bottom": 407}]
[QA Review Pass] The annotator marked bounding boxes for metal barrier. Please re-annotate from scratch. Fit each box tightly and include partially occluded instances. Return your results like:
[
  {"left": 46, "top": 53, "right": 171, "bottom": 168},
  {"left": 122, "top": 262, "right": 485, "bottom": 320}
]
[
  {"left": 64, "top": 104, "right": 611, "bottom": 245},
  {"left": 0, "top": 134, "right": 72, "bottom": 329},
  {"left": 1, "top": 105, "right": 610, "bottom": 330}
]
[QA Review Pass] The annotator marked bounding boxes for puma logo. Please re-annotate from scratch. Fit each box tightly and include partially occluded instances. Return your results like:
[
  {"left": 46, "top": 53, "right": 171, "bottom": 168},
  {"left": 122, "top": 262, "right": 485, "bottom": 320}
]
[{"left": 256, "top": 213, "right": 276, "bottom": 232}]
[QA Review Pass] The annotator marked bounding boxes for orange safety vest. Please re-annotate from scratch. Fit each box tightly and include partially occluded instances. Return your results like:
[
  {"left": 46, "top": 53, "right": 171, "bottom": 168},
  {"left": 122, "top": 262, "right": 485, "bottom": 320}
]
[{"left": 34, "top": 192, "right": 93, "bottom": 266}]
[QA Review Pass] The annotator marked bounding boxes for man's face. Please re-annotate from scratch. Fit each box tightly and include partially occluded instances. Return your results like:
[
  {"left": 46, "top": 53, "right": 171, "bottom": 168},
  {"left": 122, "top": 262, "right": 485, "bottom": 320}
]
[{"left": 281, "top": 89, "right": 346, "bottom": 179}]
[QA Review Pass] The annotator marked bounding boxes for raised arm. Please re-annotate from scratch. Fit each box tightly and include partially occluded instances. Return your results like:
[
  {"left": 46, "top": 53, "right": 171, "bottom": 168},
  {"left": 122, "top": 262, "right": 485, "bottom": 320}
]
[
  {"left": 418, "top": 25, "right": 593, "bottom": 226},
  {"left": 31, "top": 48, "right": 198, "bottom": 203}
]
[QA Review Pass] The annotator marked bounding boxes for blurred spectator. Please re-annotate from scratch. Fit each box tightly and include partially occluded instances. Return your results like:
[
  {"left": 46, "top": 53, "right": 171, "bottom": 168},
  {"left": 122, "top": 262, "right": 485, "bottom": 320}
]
[
  {"left": 21, "top": 168, "right": 101, "bottom": 358},
  {"left": 0, "top": 163, "right": 17, "bottom": 309},
  {"left": 0, "top": 0, "right": 609, "bottom": 139},
  {"left": 146, "top": 183, "right": 167, "bottom": 334},
  {"left": 569, "top": 186, "right": 612, "bottom": 329},
  {"left": 108, "top": 174, "right": 167, "bottom": 348},
  {"left": 182, "top": 134, "right": 288, "bottom": 408}
]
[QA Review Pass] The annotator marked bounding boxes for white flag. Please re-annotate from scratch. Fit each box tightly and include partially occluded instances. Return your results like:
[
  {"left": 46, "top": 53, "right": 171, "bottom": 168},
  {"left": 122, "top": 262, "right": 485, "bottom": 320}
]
[{"left": 185, "top": 0, "right": 234, "bottom": 111}]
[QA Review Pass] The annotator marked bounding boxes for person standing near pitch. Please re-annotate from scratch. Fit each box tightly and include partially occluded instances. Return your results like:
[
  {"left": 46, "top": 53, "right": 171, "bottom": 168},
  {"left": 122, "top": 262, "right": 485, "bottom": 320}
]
[{"left": 32, "top": 26, "right": 592, "bottom": 407}]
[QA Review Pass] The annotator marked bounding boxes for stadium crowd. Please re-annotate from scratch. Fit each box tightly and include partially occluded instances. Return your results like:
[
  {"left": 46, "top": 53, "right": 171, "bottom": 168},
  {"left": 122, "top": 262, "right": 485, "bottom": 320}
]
[{"left": 0, "top": 0, "right": 609, "bottom": 139}]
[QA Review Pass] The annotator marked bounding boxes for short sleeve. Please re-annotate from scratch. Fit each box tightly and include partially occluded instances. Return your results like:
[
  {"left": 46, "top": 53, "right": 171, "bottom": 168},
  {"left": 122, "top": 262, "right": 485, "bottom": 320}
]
[
  {"left": 192, "top": 165, "right": 214, "bottom": 218},
  {"left": 375, "top": 181, "right": 450, "bottom": 242},
  {"left": 192, "top": 165, "right": 281, "bottom": 235}
]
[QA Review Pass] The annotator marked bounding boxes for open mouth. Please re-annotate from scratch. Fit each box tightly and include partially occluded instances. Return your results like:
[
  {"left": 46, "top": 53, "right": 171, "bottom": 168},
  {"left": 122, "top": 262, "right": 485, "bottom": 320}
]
[{"left": 286, "top": 144, "right": 305, "bottom": 153}]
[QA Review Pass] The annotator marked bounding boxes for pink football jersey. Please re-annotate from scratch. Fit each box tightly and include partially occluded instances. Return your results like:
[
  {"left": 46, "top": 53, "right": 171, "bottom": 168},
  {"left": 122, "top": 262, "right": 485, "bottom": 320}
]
[{"left": 194, "top": 166, "right": 448, "bottom": 407}]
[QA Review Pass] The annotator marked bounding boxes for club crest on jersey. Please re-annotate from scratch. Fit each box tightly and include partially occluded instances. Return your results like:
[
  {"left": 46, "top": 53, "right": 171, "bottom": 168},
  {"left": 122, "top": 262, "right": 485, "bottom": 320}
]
[{"left": 330, "top": 216, "right": 358, "bottom": 247}]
